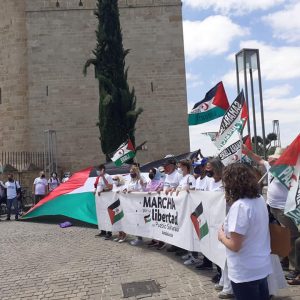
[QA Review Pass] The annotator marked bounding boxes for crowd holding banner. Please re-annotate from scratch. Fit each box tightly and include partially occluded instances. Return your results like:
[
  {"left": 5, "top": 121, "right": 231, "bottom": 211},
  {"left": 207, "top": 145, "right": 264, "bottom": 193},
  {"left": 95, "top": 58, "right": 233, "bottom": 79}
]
[{"left": 92, "top": 82, "right": 300, "bottom": 299}]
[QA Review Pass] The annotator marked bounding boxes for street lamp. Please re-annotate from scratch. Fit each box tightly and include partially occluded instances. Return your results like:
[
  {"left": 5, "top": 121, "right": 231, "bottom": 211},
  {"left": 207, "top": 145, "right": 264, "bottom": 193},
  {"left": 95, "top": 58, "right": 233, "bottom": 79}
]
[{"left": 235, "top": 48, "right": 267, "bottom": 159}]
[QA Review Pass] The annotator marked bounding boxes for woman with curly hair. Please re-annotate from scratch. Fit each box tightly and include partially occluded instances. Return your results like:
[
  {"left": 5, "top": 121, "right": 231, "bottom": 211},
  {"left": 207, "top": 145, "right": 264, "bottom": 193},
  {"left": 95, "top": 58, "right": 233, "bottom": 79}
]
[{"left": 218, "top": 163, "right": 272, "bottom": 300}]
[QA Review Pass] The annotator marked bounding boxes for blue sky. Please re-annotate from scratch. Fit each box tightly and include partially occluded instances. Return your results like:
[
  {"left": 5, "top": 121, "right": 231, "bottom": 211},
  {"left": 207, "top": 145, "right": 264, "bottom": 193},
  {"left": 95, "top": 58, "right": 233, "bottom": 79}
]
[{"left": 182, "top": 0, "right": 300, "bottom": 156}]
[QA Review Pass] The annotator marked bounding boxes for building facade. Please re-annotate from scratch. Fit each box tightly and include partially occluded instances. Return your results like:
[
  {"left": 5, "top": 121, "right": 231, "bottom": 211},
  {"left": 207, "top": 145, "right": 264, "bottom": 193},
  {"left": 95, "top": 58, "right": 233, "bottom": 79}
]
[{"left": 0, "top": 0, "right": 189, "bottom": 172}]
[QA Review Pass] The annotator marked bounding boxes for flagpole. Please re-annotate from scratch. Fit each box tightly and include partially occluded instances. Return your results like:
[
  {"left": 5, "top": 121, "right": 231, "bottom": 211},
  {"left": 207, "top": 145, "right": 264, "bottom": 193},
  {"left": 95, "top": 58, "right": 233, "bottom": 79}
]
[{"left": 258, "top": 171, "right": 268, "bottom": 184}]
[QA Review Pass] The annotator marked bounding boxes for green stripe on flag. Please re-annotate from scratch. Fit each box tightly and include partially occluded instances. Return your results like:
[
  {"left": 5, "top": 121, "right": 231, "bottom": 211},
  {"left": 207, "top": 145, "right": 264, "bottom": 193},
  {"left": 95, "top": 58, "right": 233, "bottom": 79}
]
[
  {"left": 188, "top": 107, "right": 225, "bottom": 125},
  {"left": 114, "top": 151, "right": 135, "bottom": 167},
  {"left": 200, "top": 221, "right": 209, "bottom": 239},
  {"left": 22, "top": 192, "right": 97, "bottom": 225},
  {"left": 114, "top": 210, "right": 124, "bottom": 223}
]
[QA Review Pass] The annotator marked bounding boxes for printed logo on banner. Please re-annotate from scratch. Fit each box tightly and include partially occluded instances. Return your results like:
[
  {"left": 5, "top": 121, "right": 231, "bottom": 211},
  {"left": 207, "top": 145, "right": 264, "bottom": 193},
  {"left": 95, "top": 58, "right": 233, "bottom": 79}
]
[
  {"left": 107, "top": 199, "right": 124, "bottom": 225},
  {"left": 144, "top": 214, "right": 151, "bottom": 223},
  {"left": 142, "top": 195, "right": 179, "bottom": 237},
  {"left": 191, "top": 202, "right": 209, "bottom": 240}
]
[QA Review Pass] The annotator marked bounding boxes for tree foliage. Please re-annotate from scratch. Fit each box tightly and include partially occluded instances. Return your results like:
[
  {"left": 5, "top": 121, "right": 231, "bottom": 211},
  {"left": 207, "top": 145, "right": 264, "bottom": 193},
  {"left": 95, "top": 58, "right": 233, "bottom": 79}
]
[
  {"left": 84, "top": 0, "right": 142, "bottom": 161},
  {"left": 251, "top": 133, "right": 278, "bottom": 156}
]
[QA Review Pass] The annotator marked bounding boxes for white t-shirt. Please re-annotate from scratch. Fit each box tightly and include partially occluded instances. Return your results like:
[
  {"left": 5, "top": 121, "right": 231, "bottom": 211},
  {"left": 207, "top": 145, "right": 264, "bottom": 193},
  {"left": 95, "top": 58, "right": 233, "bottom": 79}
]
[
  {"left": 224, "top": 196, "right": 272, "bottom": 283},
  {"left": 5, "top": 181, "right": 21, "bottom": 199},
  {"left": 206, "top": 178, "right": 223, "bottom": 192},
  {"left": 164, "top": 170, "right": 182, "bottom": 190},
  {"left": 263, "top": 161, "right": 288, "bottom": 210},
  {"left": 195, "top": 176, "right": 211, "bottom": 191},
  {"left": 177, "top": 174, "right": 196, "bottom": 190},
  {"left": 126, "top": 179, "right": 144, "bottom": 192},
  {"left": 48, "top": 178, "right": 60, "bottom": 191},
  {"left": 34, "top": 177, "right": 48, "bottom": 195},
  {"left": 96, "top": 174, "right": 113, "bottom": 192}
]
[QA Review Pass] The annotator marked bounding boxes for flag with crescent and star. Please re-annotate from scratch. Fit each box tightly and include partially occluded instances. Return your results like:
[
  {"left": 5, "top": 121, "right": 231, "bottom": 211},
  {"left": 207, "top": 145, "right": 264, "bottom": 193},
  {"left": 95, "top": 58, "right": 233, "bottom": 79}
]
[
  {"left": 270, "top": 134, "right": 300, "bottom": 225},
  {"left": 188, "top": 82, "right": 229, "bottom": 126},
  {"left": 111, "top": 139, "right": 136, "bottom": 167}
]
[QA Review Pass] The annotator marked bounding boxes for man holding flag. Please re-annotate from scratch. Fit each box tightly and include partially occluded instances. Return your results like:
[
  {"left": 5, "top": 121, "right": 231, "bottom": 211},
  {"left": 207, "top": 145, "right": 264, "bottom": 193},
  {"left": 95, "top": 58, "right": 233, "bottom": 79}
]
[{"left": 243, "top": 143, "right": 300, "bottom": 280}]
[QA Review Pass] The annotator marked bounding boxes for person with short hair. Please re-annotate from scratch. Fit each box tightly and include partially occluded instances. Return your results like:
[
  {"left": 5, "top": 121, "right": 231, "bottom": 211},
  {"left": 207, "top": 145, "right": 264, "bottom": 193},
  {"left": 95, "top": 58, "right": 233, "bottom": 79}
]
[
  {"left": 33, "top": 171, "right": 48, "bottom": 205},
  {"left": 5, "top": 174, "right": 21, "bottom": 221},
  {"left": 243, "top": 145, "right": 299, "bottom": 278},
  {"left": 94, "top": 164, "right": 113, "bottom": 240},
  {"left": 218, "top": 163, "right": 272, "bottom": 300}
]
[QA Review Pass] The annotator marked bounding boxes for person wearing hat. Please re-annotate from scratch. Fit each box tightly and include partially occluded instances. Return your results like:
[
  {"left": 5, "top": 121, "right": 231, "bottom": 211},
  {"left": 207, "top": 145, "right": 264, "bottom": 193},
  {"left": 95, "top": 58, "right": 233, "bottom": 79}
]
[
  {"left": 243, "top": 145, "right": 300, "bottom": 279},
  {"left": 157, "top": 157, "right": 183, "bottom": 252}
]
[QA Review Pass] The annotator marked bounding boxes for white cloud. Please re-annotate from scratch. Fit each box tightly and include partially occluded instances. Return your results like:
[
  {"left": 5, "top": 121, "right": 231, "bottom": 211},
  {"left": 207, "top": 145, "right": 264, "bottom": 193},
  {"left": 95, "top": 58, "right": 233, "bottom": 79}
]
[
  {"left": 183, "top": 16, "right": 248, "bottom": 61},
  {"left": 263, "top": 2, "right": 300, "bottom": 42},
  {"left": 264, "top": 84, "right": 293, "bottom": 99},
  {"left": 221, "top": 69, "right": 237, "bottom": 88},
  {"left": 183, "top": 0, "right": 284, "bottom": 15},
  {"left": 186, "top": 72, "right": 204, "bottom": 89}
]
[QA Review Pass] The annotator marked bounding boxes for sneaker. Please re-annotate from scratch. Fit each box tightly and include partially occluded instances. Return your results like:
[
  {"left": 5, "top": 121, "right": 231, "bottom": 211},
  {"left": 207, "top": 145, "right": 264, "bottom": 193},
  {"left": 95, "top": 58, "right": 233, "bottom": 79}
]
[
  {"left": 195, "top": 261, "right": 213, "bottom": 270},
  {"left": 113, "top": 237, "right": 120, "bottom": 242},
  {"left": 214, "top": 284, "right": 223, "bottom": 291},
  {"left": 181, "top": 253, "right": 192, "bottom": 260},
  {"left": 104, "top": 234, "right": 112, "bottom": 240},
  {"left": 218, "top": 291, "right": 235, "bottom": 299},
  {"left": 285, "top": 270, "right": 299, "bottom": 280},
  {"left": 130, "top": 239, "right": 143, "bottom": 246},
  {"left": 211, "top": 273, "right": 221, "bottom": 283},
  {"left": 183, "top": 257, "right": 201, "bottom": 265},
  {"left": 95, "top": 232, "right": 106, "bottom": 237},
  {"left": 118, "top": 237, "right": 127, "bottom": 243},
  {"left": 147, "top": 240, "right": 159, "bottom": 247},
  {"left": 156, "top": 243, "right": 166, "bottom": 250}
]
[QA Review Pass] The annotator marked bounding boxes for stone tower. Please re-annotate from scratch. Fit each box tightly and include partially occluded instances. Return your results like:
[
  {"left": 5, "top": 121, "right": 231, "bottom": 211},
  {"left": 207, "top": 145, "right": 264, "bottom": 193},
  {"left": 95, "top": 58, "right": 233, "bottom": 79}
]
[{"left": 0, "top": 0, "right": 189, "bottom": 171}]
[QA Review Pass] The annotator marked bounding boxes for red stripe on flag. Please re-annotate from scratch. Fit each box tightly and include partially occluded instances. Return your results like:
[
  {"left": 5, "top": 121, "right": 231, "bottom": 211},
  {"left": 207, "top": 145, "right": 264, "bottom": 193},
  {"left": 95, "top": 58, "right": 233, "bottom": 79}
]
[
  {"left": 212, "top": 81, "right": 229, "bottom": 111},
  {"left": 273, "top": 134, "right": 300, "bottom": 166},
  {"left": 24, "top": 167, "right": 93, "bottom": 215},
  {"left": 191, "top": 214, "right": 200, "bottom": 239}
]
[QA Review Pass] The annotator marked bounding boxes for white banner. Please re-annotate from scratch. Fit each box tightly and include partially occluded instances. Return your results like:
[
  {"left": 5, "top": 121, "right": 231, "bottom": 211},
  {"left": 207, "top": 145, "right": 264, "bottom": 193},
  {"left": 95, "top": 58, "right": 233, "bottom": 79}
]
[{"left": 96, "top": 191, "right": 226, "bottom": 269}]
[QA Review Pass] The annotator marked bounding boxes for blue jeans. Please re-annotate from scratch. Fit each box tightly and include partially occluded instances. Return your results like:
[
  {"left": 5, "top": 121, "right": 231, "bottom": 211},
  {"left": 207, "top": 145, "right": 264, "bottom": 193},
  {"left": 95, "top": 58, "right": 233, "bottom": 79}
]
[
  {"left": 231, "top": 277, "right": 269, "bottom": 300},
  {"left": 7, "top": 197, "right": 19, "bottom": 219}
]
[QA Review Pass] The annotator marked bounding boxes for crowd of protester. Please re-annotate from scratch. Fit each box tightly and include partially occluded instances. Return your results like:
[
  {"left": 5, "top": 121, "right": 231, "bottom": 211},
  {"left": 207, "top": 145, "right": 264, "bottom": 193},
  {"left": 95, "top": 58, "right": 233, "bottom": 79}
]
[{"left": 93, "top": 145, "right": 298, "bottom": 300}]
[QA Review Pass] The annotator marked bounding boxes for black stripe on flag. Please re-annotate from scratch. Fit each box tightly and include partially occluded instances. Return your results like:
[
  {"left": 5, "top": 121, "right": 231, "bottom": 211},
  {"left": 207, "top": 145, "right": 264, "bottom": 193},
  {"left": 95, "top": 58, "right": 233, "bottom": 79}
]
[
  {"left": 191, "top": 202, "right": 203, "bottom": 218},
  {"left": 108, "top": 199, "right": 121, "bottom": 210}
]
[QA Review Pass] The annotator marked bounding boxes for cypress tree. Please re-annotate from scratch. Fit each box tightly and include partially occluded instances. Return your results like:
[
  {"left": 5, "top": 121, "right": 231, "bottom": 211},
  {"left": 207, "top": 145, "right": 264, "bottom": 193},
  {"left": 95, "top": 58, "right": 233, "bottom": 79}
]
[{"left": 84, "top": 0, "right": 142, "bottom": 161}]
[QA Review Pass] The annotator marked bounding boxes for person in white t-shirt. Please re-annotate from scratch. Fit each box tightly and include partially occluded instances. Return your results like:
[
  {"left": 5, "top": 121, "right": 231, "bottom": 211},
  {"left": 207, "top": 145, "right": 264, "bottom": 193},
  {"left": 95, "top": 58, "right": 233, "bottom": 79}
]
[
  {"left": 219, "top": 163, "right": 272, "bottom": 300},
  {"left": 159, "top": 158, "right": 182, "bottom": 195},
  {"left": 194, "top": 158, "right": 211, "bottom": 191},
  {"left": 158, "top": 158, "right": 183, "bottom": 253},
  {"left": 243, "top": 145, "right": 299, "bottom": 277},
  {"left": 94, "top": 164, "right": 113, "bottom": 240},
  {"left": 48, "top": 172, "right": 60, "bottom": 192},
  {"left": 5, "top": 174, "right": 21, "bottom": 221},
  {"left": 33, "top": 171, "right": 48, "bottom": 205},
  {"left": 176, "top": 159, "right": 196, "bottom": 195}
]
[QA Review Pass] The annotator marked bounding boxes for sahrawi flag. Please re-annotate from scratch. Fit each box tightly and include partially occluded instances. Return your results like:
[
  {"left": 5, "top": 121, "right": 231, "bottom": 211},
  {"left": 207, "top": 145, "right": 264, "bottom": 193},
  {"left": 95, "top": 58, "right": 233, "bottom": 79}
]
[
  {"left": 214, "top": 91, "right": 248, "bottom": 151},
  {"left": 270, "top": 134, "right": 300, "bottom": 225},
  {"left": 191, "top": 202, "right": 209, "bottom": 239},
  {"left": 188, "top": 82, "right": 229, "bottom": 126},
  {"left": 111, "top": 139, "right": 135, "bottom": 167},
  {"left": 22, "top": 167, "right": 98, "bottom": 224},
  {"left": 108, "top": 199, "right": 124, "bottom": 224}
]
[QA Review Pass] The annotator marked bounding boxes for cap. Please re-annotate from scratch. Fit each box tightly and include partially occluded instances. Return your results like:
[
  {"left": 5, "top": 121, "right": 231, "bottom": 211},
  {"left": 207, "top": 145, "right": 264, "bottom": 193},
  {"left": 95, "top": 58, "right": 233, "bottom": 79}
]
[
  {"left": 162, "top": 158, "right": 177, "bottom": 166},
  {"left": 192, "top": 157, "right": 208, "bottom": 167}
]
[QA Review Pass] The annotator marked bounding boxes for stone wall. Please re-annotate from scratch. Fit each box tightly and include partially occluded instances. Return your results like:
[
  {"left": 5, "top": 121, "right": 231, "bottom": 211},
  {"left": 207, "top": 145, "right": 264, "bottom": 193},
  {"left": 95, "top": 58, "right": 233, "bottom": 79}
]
[
  {"left": 0, "top": 0, "right": 29, "bottom": 151},
  {"left": 0, "top": 0, "right": 189, "bottom": 172}
]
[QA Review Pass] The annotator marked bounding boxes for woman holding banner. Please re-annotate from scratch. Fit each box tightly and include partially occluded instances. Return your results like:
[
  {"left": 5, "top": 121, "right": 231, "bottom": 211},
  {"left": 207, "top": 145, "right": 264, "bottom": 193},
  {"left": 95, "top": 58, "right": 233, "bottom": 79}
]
[
  {"left": 124, "top": 165, "right": 146, "bottom": 246},
  {"left": 218, "top": 163, "right": 272, "bottom": 300}
]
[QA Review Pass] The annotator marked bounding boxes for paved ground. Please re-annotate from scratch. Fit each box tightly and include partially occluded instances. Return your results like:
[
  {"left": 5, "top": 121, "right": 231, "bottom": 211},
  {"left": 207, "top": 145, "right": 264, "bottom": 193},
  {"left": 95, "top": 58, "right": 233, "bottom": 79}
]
[{"left": 0, "top": 217, "right": 300, "bottom": 300}]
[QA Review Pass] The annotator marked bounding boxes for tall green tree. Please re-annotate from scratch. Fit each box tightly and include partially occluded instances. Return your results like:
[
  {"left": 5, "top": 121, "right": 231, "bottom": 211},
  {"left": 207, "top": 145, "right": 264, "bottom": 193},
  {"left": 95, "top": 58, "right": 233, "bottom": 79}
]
[{"left": 83, "top": 0, "right": 142, "bottom": 161}]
